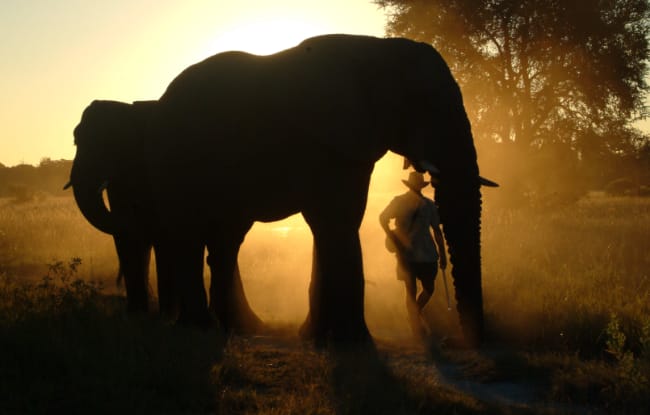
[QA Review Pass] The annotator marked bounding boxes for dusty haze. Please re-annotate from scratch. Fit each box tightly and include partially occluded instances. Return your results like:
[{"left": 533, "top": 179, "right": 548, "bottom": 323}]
[{"left": 2, "top": 150, "right": 647, "bottom": 346}]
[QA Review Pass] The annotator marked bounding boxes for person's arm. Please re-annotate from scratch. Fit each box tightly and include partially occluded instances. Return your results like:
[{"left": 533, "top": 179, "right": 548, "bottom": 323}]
[
  {"left": 429, "top": 200, "right": 447, "bottom": 269},
  {"left": 433, "top": 225, "right": 447, "bottom": 270}
]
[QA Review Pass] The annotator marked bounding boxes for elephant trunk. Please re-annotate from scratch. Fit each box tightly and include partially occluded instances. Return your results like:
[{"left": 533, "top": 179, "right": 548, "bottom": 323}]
[
  {"left": 432, "top": 105, "right": 484, "bottom": 347},
  {"left": 435, "top": 176, "right": 483, "bottom": 347},
  {"left": 70, "top": 161, "right": 115, "bottom": 235}
]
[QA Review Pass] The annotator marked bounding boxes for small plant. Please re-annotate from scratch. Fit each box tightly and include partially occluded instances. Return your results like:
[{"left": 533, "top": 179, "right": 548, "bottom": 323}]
[
  {"left": 640, "top": 317, "right": 650, "bottom": 362},
  {"left": 603, "top": 313, "right": 649, "bottom": 400},
  {"left": 605, "top": 313, "right": 628, "bottom": 361},
  {"left": 0, "top": 257, "right": 102, "bottom": 324}
]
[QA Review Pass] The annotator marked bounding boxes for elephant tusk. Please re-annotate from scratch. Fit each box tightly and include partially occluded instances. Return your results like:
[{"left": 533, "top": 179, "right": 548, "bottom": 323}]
[
  {"left": 97, "top": 180, "right": 109, "bottom": 193},
  {"left": 63, "top": 180, "right": 72, "bottom": 190},
  {"left": 429, "top": 175, "right": 441, "bottom": 187},
  {"left": 479, "top": 176, "right": 499, "bottom": 187},
  {"left": 430, "top": 174, "right": 497, "bottom": 188},
  {"left": 406, "top": 158, "right": 495, "bottom": 188}
]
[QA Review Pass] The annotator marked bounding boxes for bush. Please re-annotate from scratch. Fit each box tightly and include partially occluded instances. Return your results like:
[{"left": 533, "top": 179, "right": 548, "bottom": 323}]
[
  {"left": 604, "top": 178, "right": 638, "bottom": 196},
  {"left": 0, "top": 258, "right": 101, "bottom": 324}
]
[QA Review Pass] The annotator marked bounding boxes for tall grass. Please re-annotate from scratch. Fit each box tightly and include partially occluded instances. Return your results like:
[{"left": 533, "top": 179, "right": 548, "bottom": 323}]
[
  {"left": 1, "top": 194, "right": 648, "bottom": 351},
  {"left": 1, "top": 194, "right": 649, "bottom": 412},
  {"left": 0, "top": 259, "right": 491, "bottom": 414},
  {"left": 480, "top": 196, "right": 650, "bottom": 355},
  {"left": 0, "top": 197, "right": 115, "bottom": 281}
]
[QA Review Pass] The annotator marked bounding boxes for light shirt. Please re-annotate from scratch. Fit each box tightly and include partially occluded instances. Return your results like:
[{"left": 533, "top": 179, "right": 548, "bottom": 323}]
[{"left": 381, "top": 190, "right": 441, "bottom": 263}]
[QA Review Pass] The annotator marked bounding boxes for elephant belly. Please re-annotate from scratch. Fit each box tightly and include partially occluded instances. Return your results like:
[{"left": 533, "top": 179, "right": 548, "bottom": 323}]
[{"left": 229, "top": 180, "right": 310, "bottom": 223}]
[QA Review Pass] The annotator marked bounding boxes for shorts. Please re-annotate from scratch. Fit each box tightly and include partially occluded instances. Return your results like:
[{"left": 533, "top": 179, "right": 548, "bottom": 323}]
[{"left": 397, "top": 261, "right": 438, "bottom": 293}]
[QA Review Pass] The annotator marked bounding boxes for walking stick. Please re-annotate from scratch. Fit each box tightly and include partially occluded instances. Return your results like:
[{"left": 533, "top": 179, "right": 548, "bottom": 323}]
[{"left": 441, "top": 267, "right": 451, "bottom": 311}]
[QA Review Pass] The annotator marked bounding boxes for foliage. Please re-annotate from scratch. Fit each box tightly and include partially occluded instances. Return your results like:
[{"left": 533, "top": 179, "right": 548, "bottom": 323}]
[
  {"left": 0, "top": 258, "right": 98, "bottom": 324},
  {"left": 475, "top": 196, "right": 650, "bottom": 356},
  {"left": 471, "top": 196, "right": 650, "bottom": 412},
  {"left": 604, "top": 314, "right": 648, "bottom": 389},
  {"left": 604, "top": 176, "right": 645, "bottom": 195},
  {"left": 578, "top": 313, "right": 650, "bottom": 408},
  {"left": 376, "top": 0, "right": 650, "bottom": 147},
  {"left": 0, "top": 258, "right": 221, "bottom": 414},
  {"left": 375, "top": 0, "right": 650, "bottom": 195},
  {"left": 0, "top": 158, "right": 72, "bottom": 199}
]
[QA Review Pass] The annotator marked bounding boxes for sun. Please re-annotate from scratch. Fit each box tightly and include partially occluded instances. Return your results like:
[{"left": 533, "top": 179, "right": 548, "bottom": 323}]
[{"left": 204, "top": 15, "right": 330, "bottom": 56}]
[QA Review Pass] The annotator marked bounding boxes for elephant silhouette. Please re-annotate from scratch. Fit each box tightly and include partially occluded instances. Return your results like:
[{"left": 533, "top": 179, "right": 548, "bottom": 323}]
[
  {"left": 67, "top": 100, "right": 262, "bottom": 331},
  {"left": 68, "top": 34, "right": 496, "bottom": 347}
]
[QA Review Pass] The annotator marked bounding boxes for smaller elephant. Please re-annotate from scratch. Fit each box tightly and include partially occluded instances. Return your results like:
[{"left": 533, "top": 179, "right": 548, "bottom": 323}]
[{"left": 66, "top": 100, "right": 262, "bottom": 331}]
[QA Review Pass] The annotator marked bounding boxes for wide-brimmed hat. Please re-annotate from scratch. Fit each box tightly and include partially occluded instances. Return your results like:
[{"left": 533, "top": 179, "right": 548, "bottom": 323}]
[{"left": 402, "top": 171, "right": 429, "bottom": 192}]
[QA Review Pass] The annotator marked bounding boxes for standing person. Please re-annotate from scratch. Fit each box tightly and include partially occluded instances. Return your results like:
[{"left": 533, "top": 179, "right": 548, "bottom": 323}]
[{"left": 379, "top": 171, "right": 447, "bottom": 336}]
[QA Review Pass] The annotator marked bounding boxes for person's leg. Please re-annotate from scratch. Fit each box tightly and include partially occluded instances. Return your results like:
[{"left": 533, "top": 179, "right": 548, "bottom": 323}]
[
  {"left": 399, "top": 261, "right": 423, "bottom": 336},
  {"left": 415, "top": 262, "right": 438, "bottom": 311},
  {"left": 404, "top": 276, "right": 418, "bottom": 314},
  {"left": 416, "top": 288, "right": 432, "bottom": 311},
  {"left": 398, "top": 261, "right": 417, "bottom": 310}
]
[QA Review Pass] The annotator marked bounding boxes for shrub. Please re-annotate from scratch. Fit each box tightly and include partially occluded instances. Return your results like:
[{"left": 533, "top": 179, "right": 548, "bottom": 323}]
[{"left": 604, "top": 178, "right": 637, "bottom": 196}]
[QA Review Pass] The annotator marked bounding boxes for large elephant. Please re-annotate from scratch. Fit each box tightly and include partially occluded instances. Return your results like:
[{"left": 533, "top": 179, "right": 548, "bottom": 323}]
[
  {"left": 67, "top": 100, "right": 263, "bottom": 330},
  {"left": 72, "top": 34, "right": 494, "bottom": 347}
]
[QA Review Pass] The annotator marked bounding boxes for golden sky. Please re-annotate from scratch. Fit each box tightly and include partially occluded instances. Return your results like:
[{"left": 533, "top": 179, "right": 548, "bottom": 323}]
[
  {"left": 0, "top": 0, "right": 386, "bottom": 167},
  {"left": 1, "top": 1, "right": 648, "bottom": 167}
]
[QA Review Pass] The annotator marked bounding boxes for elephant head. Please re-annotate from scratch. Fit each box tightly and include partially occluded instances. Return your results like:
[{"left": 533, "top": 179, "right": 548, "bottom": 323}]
[
  {"left": 380, "top": 39, "right": 495, "bottom": 347},
  {"left": 299, "top": 35, "right": 496, "bottom": 346},
  {"left": 66, "top": 100, "right": 155, "bottom": 235}
]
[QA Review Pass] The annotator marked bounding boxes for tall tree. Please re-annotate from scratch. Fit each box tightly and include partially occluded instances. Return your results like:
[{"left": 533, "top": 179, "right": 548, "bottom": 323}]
[{"left": 374, "top": 0, "right": 650, "bottom": 155}]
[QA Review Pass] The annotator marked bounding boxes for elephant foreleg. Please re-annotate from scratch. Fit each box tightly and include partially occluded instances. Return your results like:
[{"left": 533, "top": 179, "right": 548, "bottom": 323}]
[
  {"left": 300, "top": 167, "right": 374, "bottom": 346},
  {"left": 300, "top": 227, "right": 370, "bottom": 345},
  {"left": 171, "top": 241, "right": 212, "bottom": 328},
  {"left": 299, "top": 245, "right": 320, "bottom": 342},
  {"left": 153, "top": 242, "right": 179, "bottom": 319},
  {"left": 113, "top": 235, "right": 152, "bottom": 313},
  {"left": 230, "top": 262, "right": 264, "bottom": 333},
  {"left": 300, "top": 166, "right": 374, "bottom": 346}
]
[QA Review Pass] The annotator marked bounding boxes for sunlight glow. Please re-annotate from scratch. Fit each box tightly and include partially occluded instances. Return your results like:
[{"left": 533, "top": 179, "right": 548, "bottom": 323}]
[
  {"left": 0, "top": 1, "right": 388, "bottom": 166},
  {"left": 203, "top": 16, "right": 330, "bottom": 56},
  {"left": 271, "top": 226, "right": 293, "bottom": 238}
]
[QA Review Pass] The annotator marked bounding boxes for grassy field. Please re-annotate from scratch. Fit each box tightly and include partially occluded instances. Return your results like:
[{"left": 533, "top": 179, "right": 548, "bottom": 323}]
[{"left": 0, "top": 193, "right": 648, "bottom": 414}]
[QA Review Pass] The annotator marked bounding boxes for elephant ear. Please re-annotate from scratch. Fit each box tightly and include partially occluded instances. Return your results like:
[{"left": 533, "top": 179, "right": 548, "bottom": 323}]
[
  {"left": 73, "top": 100, "right": 155, "bottom": 182},
  {"left": 69, "top": 100, "right": 155, "bottom": 235},
  {"left": 347, "top": 38, "right": 448, "bottom": 161},
  {"left": 295, "top": 36, "right": 424, "bottom": 165}
]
